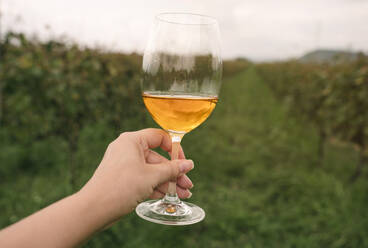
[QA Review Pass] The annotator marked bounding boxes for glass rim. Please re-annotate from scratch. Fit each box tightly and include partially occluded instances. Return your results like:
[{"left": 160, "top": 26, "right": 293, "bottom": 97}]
[{"left": 155, "top": 12, "right": 218, "bottom": 26}]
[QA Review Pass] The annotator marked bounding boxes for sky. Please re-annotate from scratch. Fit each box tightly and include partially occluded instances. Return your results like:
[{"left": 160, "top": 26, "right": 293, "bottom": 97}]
[{"left": 2, "top": 0, "right": 368, "bottom": 61}]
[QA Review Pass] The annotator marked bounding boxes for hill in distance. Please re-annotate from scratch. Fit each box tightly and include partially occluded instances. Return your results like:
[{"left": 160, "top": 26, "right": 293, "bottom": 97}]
[{"left": 299, "top": 49, "right": 360, "bottom": 64}]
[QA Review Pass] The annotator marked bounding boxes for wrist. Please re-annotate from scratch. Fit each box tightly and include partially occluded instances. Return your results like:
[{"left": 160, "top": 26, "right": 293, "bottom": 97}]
[{"left": 74, "top": 187, "right": 116, "bottom": 230}]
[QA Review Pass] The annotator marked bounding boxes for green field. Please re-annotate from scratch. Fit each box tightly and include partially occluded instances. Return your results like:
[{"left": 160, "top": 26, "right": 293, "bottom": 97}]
[{"left": 1, "top": 67, "right": 368, "bottom": 247}]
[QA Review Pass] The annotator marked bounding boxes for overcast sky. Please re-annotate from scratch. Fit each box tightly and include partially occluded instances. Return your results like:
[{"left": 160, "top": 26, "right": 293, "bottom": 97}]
[{"left": 2, "top": 0, "right": 368, "bottom": 61}]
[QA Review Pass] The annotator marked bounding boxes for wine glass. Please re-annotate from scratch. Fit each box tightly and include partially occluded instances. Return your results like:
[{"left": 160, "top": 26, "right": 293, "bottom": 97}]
[{"left": 135, "top": 12, "right": 222, "bottom": 225}]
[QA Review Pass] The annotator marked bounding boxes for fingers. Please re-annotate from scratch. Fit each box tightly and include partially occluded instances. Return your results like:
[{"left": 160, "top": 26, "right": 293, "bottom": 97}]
[
  {"left": 146, "top": 152, "right": 193, "bottom": 199},
  {"left": 146, "top": 159, "right": 194, "bottom": 186},
  {"left": 177, "top": 174, "right": 193, "bottom": 189},
  {"left": 169, "top": 145, "right": 186, "bottom": 159},
  {"left": 146, "top": 150, "right": 168, "bottom": 164},
  {"left": 155, "top": 183, "right": 192, "bottom": 199},
  {"left": 149, "top": 190, "right": 165, "bottom": 199},
  {"left": 131, "top": 128, "right": 172, "bottom": 152},
  {"left": 178, "top": 146, "right": 185, "bottom": 159},
  {"left": 147, "top": 149, "right": 187, "bottom": 165},
  {"left": 149, "top": 188, "right": 191, "bottom": 199},
  {"left": 130, "top": 129, "right": 186, "bottom": 158}
]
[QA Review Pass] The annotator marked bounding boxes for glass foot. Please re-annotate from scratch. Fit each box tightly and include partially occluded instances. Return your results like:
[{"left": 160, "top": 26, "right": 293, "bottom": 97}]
[{"left": 136, "top": 199, "right": 205, "bottom": 225}]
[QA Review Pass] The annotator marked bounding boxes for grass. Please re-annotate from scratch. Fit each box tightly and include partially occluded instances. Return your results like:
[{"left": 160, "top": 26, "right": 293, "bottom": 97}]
[{"left": 1, "top": 67, "right": 368, "bottom": 247}]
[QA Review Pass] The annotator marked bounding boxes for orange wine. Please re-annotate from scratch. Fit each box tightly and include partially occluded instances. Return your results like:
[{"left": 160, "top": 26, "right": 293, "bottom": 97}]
[{"left": 142, "top": 93, "right": 218, "bottom": 133}]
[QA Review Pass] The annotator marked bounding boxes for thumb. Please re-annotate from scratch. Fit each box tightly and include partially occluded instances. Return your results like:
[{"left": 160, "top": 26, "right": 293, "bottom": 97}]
[{"left": 148, "top": 159, "right": 194, "bottom": 186}]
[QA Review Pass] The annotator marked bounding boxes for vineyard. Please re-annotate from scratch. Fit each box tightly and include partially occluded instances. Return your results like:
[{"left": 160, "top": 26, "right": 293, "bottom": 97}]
[
  {"left": 1, "top": 32, "right": 368, "bottom": 247},
  {"left": 257, "top": 57, "right": 368, "bottom": 180},
  {"left": 0, "top": 32, "right": 248, "bottom": 187},
  {"left": 0, "top": 32, "right": 147, "bottom": 189}
]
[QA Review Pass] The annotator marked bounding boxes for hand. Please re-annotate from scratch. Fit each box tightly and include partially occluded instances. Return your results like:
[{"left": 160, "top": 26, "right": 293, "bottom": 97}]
[
  {"left": 0, "top": 128, "right": 194, "bottom": 248},
  {"left": 79, "top": 128, "right": 194, "bottom": 224}
]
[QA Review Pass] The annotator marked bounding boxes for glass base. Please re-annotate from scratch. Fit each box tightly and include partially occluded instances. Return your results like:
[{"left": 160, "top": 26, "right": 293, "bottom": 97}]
[{"left": 135, "top": 199, "right": 205, "bottom": 226}]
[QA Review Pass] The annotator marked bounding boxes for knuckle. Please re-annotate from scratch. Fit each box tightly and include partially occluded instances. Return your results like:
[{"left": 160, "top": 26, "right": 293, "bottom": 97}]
[
  {"left": 117, "top": 132, "right": 136, "bottom": 144},
  {"left": 147, "top": 127, "right": 159, "bottom": 132},
  {"left": 107, "top": 139, "right": 117, "bottom": 150},
  {"left": 107, "top": 142, "right": 114, "bottom": 150},
  {"left": 119, "top": 132, "right": 131, "bottom": 139}
]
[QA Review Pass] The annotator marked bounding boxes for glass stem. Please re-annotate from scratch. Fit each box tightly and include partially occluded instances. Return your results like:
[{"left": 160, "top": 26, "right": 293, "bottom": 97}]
[{"left": 163, "top": 132, "right": 184, "bottom": 207}]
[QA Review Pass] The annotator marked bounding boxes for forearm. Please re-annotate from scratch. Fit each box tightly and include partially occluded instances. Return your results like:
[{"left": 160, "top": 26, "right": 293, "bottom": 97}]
[{"left": 0, "top": 191, "right": 109, "bottom": 248}]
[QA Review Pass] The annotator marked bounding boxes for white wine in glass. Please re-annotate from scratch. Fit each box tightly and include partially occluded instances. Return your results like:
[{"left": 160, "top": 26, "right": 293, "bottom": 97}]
[
  {"left": 136, "top": 13, "right": 222, "bottom": 225},
  {"left": 142, "top": 94, "right": 218, "bottom": 133}
]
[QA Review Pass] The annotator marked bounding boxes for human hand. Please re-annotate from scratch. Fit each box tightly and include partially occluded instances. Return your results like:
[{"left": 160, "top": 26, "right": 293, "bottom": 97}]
[{"left": 78, "top": 128, "right": 194, "bottom": 225}]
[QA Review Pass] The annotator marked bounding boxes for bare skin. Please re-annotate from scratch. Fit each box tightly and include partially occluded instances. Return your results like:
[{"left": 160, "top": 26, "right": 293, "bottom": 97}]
[{"left": 0, "top": 128, "right": 194, "bottom": 248}]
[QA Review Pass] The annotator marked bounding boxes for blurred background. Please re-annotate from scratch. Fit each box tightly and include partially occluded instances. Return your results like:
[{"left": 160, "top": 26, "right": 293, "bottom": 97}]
[{"left": 1, "top": 0, "right": 368, "bottom": 247}]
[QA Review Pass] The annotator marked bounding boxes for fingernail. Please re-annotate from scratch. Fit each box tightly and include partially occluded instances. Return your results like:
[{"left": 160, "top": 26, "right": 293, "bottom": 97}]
[
  {"left": 179, "top": 160, "right": 194, "bottom": 173},
  {"left": 187, "top": 191, "right": 192, "bottom": 199},
  {"left": 185, "top": 177, "right": 194, "bottom": 189}
]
